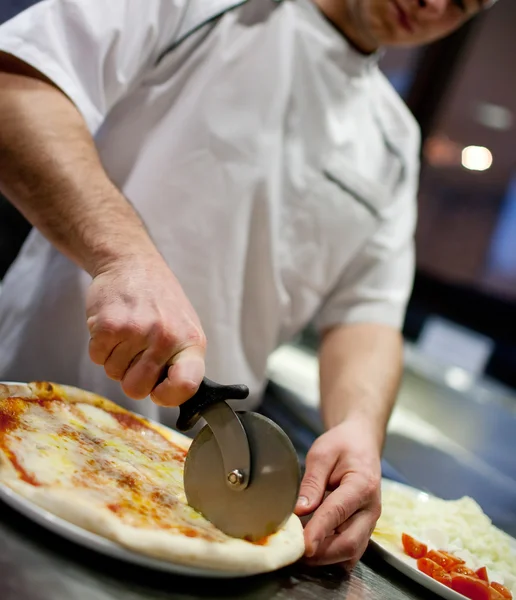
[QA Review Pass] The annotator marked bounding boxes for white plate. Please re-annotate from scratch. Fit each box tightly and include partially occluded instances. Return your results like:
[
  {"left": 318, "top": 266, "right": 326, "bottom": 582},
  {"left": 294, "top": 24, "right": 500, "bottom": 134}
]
[
  {"left": 370, "top": 479, "right": 516, "bottom": 600},
  {"left": 0, "top": 382, "right": 257, "bottom": 579}
]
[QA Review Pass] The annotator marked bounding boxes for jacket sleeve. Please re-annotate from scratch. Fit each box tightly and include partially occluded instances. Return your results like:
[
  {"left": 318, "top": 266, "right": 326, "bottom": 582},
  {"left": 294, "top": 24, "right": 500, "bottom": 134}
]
[{"left": 0, "top": 0, "right": 189, "bottom": 133}]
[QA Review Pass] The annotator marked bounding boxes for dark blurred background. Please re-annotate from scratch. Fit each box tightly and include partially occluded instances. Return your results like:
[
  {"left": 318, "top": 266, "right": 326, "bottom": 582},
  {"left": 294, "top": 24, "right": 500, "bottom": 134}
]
[
  {"left": 1, "top": 0, "right": 515, "bottom": 388},
  {"left": 380, "top": 2, "right": 516, "bottom": 390}
]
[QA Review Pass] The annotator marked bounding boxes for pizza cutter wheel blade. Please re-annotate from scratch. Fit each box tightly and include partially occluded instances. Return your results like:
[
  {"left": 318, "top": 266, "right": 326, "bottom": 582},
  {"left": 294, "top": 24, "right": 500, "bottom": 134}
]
[{"left": 176, "top": 378, "right": 301, "bottom": 541}]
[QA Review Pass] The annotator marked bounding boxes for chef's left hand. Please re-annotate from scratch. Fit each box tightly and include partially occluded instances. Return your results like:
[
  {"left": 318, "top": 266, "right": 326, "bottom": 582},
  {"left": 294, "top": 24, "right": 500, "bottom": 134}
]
[{"left": 295, "top": 418, "right": 382, "bottom": 569}]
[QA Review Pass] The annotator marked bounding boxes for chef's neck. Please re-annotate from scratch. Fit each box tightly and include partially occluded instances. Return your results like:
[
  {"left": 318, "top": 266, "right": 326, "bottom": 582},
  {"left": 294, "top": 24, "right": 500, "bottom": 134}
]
[{"left": 312, "top": 0, "right": 380, "bottom": 55}]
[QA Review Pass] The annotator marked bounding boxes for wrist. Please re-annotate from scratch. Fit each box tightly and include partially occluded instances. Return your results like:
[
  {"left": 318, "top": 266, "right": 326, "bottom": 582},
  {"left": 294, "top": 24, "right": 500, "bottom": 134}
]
[
  {"left": 89, "top": 238, "right": 163, "bottom": 279},
  {"left": 326, "top": 408, "right": 387, "bottom": 453},
  {"left": 81, "top": 197, "right": 162, "bottom": 278}
]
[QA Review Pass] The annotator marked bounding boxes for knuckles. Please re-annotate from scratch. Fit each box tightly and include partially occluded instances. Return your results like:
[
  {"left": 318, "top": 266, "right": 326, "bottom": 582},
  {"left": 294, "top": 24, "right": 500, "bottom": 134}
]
[
  {"left": 306, "top": 443, "right": 332, "bottom": 467},
  {"left": 183, "top": 327, "right": 207, "bottom": 351},
  {"left": 151, "top": 326, "right": 177, "bottom": 354},
  {"left": 90, "top": 313, "right": 206, "bottom": 355},
  {"left": 325, "top": 501, "right": 349, "bottom": 527},
  {"left": 360, "top": 472, "right": 381, "bottom": 502},
  {"left": 371, "top": 501, "right": 382, "bottom": 522},
  {"left": 340, "top": 537, "right": 361, "bottom": 561}
]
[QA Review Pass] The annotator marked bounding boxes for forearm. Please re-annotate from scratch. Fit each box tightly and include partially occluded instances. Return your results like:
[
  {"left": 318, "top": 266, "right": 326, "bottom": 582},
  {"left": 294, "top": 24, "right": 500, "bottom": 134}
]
[
  {"left": 318, "top": 322, "right": 403, "bottom": 448},
  {"left": 0, "top": 55, "right": 159, "bottom": 277}
]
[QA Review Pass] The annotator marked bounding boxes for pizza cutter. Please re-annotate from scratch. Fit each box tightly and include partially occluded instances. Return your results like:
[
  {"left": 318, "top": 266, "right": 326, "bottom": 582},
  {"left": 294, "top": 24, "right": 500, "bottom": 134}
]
[{"left": 175, "top": 377, "right": 301, "bottom": 541}]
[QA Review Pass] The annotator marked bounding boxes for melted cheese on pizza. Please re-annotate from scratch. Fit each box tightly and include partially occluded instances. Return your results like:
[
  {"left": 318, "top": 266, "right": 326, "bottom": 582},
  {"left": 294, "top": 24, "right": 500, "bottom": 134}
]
[{"left": 0, "top": 393, "right": 227, "bottom": 541}]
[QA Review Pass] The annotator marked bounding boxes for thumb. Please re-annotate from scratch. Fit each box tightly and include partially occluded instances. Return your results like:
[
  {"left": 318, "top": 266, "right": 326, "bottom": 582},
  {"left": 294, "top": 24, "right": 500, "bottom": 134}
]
[
  {"left": 150, "top": 346, "right": 205, "bottom": 407},
  {"left": 295, "top": 444, "right": 336, "bottom": 516}
]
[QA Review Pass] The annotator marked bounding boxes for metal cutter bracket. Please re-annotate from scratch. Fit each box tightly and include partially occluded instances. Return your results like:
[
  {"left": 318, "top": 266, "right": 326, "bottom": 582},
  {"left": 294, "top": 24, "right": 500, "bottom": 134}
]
[{"left": 176, "top": 378, "right": 251, "bottom": 490}]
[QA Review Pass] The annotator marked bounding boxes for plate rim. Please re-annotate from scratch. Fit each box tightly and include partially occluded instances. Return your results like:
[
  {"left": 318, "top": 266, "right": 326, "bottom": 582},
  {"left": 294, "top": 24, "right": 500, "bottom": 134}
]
[
  {"left": 370, "top": 478, "right": 516, "bottom": 600},
  {"left": 0, "top": 381, "right": 266, "bottom": 579}
]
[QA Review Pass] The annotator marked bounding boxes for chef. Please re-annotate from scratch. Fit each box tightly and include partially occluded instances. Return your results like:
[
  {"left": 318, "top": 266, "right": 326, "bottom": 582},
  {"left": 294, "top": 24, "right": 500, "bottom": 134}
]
[{"left": 0, "top": 0, "right": 496, "bottom": 568}]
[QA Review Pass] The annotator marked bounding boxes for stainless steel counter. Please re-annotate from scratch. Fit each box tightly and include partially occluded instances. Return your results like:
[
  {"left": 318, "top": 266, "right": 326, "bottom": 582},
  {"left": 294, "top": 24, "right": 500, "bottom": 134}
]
[{"left": 0, "top": 498, "right": 437, "bottom": 600}]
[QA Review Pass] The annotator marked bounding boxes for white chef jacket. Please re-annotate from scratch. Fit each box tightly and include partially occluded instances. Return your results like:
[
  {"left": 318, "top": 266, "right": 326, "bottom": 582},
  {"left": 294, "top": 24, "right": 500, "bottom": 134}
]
[{"left": 0, "top": 0, "right": 419, "bottom": 427}]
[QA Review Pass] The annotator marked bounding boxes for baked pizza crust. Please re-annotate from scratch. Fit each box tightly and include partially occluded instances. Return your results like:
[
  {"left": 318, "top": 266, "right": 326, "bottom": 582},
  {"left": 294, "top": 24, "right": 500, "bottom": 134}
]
[{"left": 0, "top": 381, "right": 305, "bottom": 574}]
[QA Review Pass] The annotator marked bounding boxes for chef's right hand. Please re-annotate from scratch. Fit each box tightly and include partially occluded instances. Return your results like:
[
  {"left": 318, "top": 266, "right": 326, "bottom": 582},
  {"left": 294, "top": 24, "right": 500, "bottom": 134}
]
[{"left": 85, "top": 254, "right": 206, "bottom": 406}]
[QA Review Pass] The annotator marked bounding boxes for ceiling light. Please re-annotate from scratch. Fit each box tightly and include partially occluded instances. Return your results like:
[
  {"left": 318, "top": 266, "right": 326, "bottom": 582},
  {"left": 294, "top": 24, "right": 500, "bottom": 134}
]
[{"left": 461, "top": 146, "right": 493, "bottom": 171}]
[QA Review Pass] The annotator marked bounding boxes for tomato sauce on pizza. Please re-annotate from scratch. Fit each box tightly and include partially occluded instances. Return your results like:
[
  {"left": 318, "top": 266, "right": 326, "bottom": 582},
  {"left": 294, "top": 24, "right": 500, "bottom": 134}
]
[{"left": 0, "top": 387, "right": 223, "bottom": 541}]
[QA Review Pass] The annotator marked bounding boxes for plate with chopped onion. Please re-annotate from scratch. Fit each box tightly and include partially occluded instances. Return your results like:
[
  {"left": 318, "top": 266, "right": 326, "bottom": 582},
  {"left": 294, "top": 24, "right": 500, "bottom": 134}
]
[{"left": 370, "top": 479, "right": 516, "bottom": 600}]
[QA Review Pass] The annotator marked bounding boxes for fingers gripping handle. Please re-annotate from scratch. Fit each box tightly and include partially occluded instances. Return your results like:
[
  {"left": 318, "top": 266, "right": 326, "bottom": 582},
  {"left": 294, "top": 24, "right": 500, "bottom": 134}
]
[{"left": 176, "top": 377, "right": 249, "bottom": 432}]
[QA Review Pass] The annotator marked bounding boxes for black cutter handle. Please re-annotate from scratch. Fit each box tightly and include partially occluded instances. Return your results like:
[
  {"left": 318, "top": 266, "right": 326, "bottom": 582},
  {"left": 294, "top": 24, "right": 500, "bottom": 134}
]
[{"left": 176, "top": 377, "right": 249, "bottom": 432}]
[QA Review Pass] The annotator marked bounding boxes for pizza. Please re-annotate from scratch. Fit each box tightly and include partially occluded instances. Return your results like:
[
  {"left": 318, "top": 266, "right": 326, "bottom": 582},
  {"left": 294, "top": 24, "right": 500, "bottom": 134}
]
[{"left": 0, "top": 381, "right": 304, "bottom": 574}]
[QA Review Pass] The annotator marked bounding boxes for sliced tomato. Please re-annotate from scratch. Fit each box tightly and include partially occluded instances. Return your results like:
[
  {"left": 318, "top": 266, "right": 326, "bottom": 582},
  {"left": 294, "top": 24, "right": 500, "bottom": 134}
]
[
  {"left": 402, "top": 533, "right": 427, "bottom": 559},
  {"left": 453, "top": 565, "right": 481, "bottom": 579},
  {"left": 418, "top": 557, "right": 444, "bottom": 578},
  {"left": 427, "top": 550, "right": 458, "bottom": 572},
  {"left": 451, "top": 574, "right": 491, "bottom": 600},
  {"left": 490, "top": 586, "right": 506, "bottom": 600},
  {"left": 476, "top": 567, "right": 489, "bottom": 583},
  {"left": 439, "top": 550, "right": 466, "bottom": 569},
  {"left": 434, "top": 573, "right": 453, "bottom": 588},
  {"left": 490, "top": 582, "right": 512, "bottom": 599},
  {"left": 417, "top": 557, "right": 455, "bottom": 589}
]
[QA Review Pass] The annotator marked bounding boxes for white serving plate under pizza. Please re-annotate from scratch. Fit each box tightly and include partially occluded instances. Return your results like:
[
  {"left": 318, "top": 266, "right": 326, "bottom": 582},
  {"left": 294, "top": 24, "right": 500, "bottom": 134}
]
[{"left": 370, "top": 479, "right": 516, "bottom": 600}]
